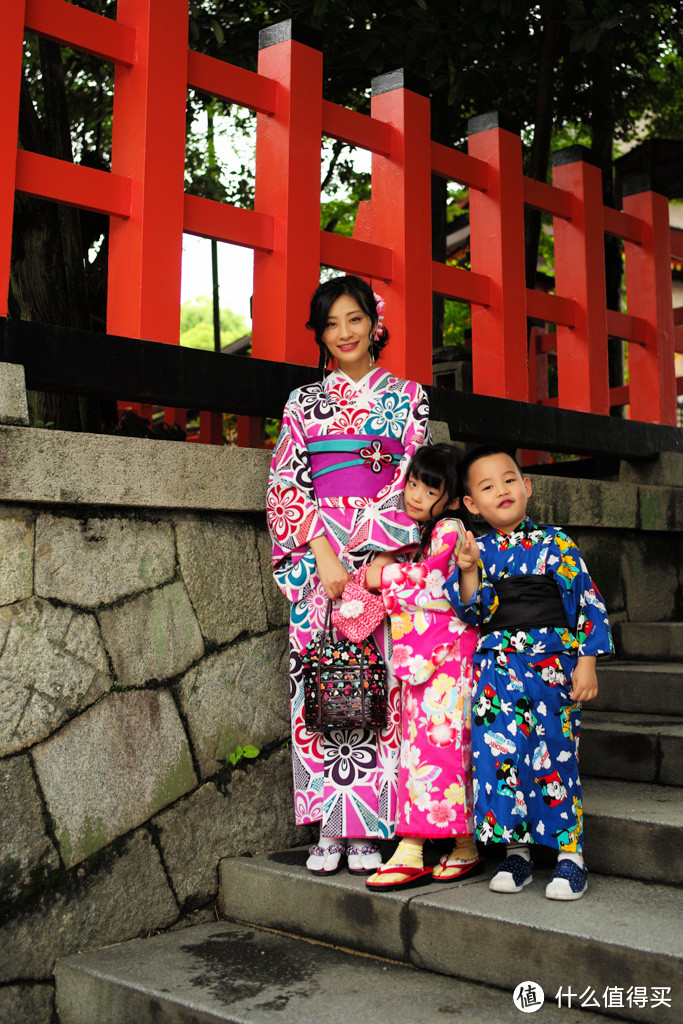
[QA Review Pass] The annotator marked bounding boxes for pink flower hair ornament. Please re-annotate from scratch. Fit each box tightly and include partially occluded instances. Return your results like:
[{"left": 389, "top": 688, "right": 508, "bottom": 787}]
[{"left": 373, "top": 291, "right": 386, "bottom": 340}]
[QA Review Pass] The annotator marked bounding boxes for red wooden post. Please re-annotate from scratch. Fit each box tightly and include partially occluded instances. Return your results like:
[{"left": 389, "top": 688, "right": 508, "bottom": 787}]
[
  {"left": 467, "top": 114, "right": 528, "bottom": 401},
  {"left": 551, "top": 148, "right": 609, "bottom": 415},
  {"left": 623, "top": 181, "right": 677, "bottom": 425},
  {"left": 251, "top": 22, "right": 323, "bottom": 367},
  {"left": 0, "top": 0, "right": 27, "bottom": 317},
  {"left": 106, "top": 0, "right": 188, "bottom": 346},
  {"left": 199, "top": 410, "right": 223, "bottom": 445},
  {"left": 369, "top": 71, "right": 432, "bottom": 385}
]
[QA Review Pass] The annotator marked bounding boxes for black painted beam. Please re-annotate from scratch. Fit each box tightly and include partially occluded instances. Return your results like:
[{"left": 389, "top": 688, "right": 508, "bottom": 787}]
[{"left": 0, "top": 317, "right": 680, "bottom": 459}]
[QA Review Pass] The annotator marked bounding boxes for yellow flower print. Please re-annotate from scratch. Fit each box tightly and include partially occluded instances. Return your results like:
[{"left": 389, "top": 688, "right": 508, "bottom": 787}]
[
  {"left": 444, "top": 782, "right": 465, "bottom": 806},
  {"left": 391, "top": 612, "right": 414, "bottom": 640},
  {"left": 430, "top": 672, "right": 452, "bottom": 697}
]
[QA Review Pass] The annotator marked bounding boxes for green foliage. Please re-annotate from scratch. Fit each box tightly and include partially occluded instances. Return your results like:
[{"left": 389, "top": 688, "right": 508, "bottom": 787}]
[
  {"left": 226, "top": 744, "right": 260, "bottom": 767},
  {"left": 179, "top": 296, "right": 249, "bottom": 351}
]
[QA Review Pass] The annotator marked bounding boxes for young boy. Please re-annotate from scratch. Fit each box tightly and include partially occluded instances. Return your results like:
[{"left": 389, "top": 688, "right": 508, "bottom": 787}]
[{"left": 443, "top": 445, "right": 614, "bottom": 900}]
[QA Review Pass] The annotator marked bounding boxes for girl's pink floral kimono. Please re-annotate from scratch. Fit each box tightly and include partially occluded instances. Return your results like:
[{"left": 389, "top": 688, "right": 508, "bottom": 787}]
[{"left": 379, "top": 516, "right": 478, "bottom": 837}]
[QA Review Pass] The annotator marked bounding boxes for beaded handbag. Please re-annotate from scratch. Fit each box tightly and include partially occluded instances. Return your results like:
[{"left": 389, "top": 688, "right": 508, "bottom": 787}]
[
  {"left": 302, "top": 601, "right": 387, "bottom": 733},
  {"left": 331, "top": 565, "right": 387, "bottom": 643}
]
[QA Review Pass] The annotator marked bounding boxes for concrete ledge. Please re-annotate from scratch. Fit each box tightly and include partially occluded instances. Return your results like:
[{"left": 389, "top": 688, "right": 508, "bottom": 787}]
[
  {"left": 54, "top": 920, "right": 616, "bottom": 1024},
  {"left": 0, "top": 425, "right": 271, "bottom": 512},
  {"left": 0, "top": 363, "right": 29, "bottom": 425},
  {"left": 582, "top": 778, "right": 683, "bottom": 883},
  {"left": 595, "top": 661, "right": 683, "bottom": 715},
  {"left": 0, "top": 422, "right": 681, "bottom": 526},
  {"left": 219, "top": 854, "right": 682, "bottom": 1024},
  {"left": 581, "top": 711, "right": 683, "bottom": 785}
]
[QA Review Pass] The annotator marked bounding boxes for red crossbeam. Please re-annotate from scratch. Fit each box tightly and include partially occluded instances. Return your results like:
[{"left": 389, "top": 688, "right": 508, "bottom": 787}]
[
  {"left": 25, "top": 0, "right": 135, "bottom": 65},
  {"left": 1, "top": 0, "right": 680, "bottom": 436},
  {"left": 16, "top": 151, "right": 131, "bottom": 217}
]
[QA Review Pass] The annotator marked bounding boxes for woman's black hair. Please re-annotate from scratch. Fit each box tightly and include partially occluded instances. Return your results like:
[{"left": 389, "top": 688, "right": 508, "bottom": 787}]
[
  {"left": 408, "top": 442, "right": 462, "bottom": 561},
  {"left": 306, "top": 274, "right": 390, "bottom": 370}
]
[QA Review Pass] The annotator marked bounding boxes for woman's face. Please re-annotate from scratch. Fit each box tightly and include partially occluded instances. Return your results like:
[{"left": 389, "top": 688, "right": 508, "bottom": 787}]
[{"left": 321, "top": 293, "right": 375, "bottom": 382}]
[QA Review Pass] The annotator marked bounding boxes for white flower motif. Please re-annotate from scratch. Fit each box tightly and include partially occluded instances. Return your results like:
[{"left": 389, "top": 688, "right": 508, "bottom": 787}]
[
  {"left": 339, "top": 599, "right": 364, "bottom": 619},
  {"left": 424, "top": 569, "right": 445, "bottom": 592}
]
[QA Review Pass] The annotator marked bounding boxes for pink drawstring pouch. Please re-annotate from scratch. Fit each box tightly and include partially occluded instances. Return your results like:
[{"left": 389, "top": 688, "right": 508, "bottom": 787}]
[{"left": 331, "top": 565, "right": 387, "bottom": 643}]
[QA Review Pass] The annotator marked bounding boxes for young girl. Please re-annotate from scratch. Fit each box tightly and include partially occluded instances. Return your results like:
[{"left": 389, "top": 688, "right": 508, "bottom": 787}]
[{"left": 362, "top": 443, "right": 482, "bottom": 890}]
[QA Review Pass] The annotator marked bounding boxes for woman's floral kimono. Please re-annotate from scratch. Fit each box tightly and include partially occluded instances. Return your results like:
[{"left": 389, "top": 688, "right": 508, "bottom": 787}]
[
  {"left": 267, "top": 366, "right": 430, "bottom": 839},
  {"left": 380, "top": 517, "right": 478, "bottom": 837}
]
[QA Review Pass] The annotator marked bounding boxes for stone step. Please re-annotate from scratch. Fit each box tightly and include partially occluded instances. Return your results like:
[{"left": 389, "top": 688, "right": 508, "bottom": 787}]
[
  {"left": 218, "top": 854, "right": 682, "bottom": 1024},
  {"left": 54, "top": 919, "right": 629, "bottom": 1024},
  {"left": 580, "top": 711, "right": 683, "bottom": 786},
  {"left": 612, "top": 623, "right": 683, "bottom": 662},
  {"left": 595, "top": 660, "right": 683, "bottom": 715},
  {"left": 582, "top": 778, "right": 683, "bottom": 884}
]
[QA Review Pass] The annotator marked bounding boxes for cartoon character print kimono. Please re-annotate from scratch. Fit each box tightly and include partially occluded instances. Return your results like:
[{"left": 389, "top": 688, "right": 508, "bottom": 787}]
[
  {"left": 379, "top": 517, "right": 479, "bottom": 838},
  {"left": 444, "top": 518, "right": 614, "bottom": 853},
  {"left": 267, "top": 366, "right": 430, "bottom": 839}
]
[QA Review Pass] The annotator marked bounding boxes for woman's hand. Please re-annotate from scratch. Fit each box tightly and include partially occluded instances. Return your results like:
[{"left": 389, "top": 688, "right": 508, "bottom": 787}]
[
  {"left": 309, "top": 536, "right": 351, "bottom": 599},
  {"left": 364, "top": 553, "right": 395, "bottom": 591},
  {"left": 569, "top": 656, "right": 598, "bottom": 702}
]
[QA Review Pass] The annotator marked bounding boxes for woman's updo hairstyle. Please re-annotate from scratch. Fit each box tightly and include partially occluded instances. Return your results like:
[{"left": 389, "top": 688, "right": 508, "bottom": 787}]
[{"left": 306, "top": 274, "right": 390, "bottom": 370}]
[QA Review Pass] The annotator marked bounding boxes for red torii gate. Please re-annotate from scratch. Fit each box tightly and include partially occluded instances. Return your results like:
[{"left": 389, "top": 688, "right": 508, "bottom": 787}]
[{"left": 1, "top": 0, "right": 680, "bottom": 442}]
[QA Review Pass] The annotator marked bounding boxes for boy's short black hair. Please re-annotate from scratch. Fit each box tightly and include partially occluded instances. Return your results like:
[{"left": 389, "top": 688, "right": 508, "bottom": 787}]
[{"left": 459, "top": 444, "right": 521, "bottom": 496}]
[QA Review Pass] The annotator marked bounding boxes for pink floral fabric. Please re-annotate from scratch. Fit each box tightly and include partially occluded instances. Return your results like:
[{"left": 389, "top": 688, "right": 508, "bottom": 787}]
[
  {"left": 267, "top": 367, "right": 430, "bottom": 838},
  {"left": 380, "top": 518, "right": 479, "bottom": 837}
]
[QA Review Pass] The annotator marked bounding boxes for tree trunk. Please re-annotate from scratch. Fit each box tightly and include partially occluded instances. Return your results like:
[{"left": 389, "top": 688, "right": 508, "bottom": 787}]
[
  {"left": 524, "top": 2, "right": 557, "bottom": 290},
  {"left": 11, "top": 41, "right": 102, "bottom": 431}
]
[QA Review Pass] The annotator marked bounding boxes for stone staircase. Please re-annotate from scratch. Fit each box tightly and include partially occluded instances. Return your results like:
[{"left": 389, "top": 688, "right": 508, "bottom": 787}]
[{"left": 54, "top": 627, "right": 683, "bottom": 1024}]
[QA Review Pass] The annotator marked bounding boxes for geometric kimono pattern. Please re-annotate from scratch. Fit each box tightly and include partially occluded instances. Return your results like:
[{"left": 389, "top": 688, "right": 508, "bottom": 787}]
[{"left": 267, "top": 367, "right": 430, "bottom": 838}]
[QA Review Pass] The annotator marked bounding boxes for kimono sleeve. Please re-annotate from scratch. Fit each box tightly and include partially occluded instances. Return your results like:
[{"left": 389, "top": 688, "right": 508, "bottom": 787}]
[
  {"left": 381, "top": 518, "right": 465, "bottom": 615},
  {"left": 266, "top": 393, "right": 327, "bottom": 602},
  {"left": 443, "top": 536, "right": 500, "bottom": 628},
  {"left": 549, "top": 531, "right": 615, "bottom": 656},
  {"left": 345, "top": 380, "right": 431, "bottom": 556}
]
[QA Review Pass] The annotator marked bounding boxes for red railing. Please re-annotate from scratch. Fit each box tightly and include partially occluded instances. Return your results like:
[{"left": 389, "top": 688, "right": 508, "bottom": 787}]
[{"left": 1, "top": 0, "right": 680, "bottom": 441}]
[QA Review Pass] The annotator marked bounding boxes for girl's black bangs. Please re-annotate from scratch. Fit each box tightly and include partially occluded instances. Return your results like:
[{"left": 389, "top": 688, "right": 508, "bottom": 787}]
[{"left": 411, "top": 464, "right": 445, "bottom": 492}]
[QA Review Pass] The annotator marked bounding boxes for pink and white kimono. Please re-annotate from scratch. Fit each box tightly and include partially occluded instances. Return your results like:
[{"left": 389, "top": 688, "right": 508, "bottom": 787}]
[
  {"left": 267, "top": 367, "right": 430, "bottom": 839},
  {"left": 379, "top": 517, "right": 479, "bottom": 837}
]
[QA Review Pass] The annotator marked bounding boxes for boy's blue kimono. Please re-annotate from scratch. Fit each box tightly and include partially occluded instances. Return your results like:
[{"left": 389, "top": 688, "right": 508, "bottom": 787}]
[{"left": 444, "top": 518, "right": 614, "bottom": 853}]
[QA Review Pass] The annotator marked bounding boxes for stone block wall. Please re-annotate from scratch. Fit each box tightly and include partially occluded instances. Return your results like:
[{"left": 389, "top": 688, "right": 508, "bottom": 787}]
[
  {"left": 0, "top": 499, "right": 309, "bottom": 1024},
  {"left": 0, "top": 372, "right": 680, "bottom": 1022}
]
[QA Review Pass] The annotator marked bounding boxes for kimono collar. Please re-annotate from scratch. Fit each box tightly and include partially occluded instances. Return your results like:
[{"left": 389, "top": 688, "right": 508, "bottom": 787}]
[
  {"left": 493, "top": 517, "right": 544, "bottom": 548},
  {"left": 326, "top": 366, "right": 392, "bottom": 393}
]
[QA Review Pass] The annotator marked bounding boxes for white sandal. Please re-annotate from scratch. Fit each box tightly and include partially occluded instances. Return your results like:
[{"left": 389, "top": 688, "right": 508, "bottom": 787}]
[
  {"left": 306, "top": 842, "right": 345, "bottom": 875},
  {"left": 346, "top": 841, "right": 382, "bottom": 875}
]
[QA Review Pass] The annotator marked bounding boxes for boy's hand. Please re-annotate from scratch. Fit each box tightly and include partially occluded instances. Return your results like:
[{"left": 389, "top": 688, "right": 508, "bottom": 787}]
[
  {"left": 569, "top": 656, "right": 598, "bottom": 702},
  {"left": 364, "top": 554, "right": 394, "bottom": 591},
  {"left": 458, "top": 531, "right": 479, "bottom": 574}
]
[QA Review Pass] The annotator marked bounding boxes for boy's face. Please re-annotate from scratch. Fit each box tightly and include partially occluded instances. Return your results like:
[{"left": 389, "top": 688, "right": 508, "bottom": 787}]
[{"left": 462, "top": 453, "right": 532, "bottom": 533}]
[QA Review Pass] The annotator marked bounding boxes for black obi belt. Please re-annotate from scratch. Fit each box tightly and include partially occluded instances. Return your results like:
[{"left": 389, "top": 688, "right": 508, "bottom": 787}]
[{"left": 481, "top": 575, "right": 568, "bottom": 635}]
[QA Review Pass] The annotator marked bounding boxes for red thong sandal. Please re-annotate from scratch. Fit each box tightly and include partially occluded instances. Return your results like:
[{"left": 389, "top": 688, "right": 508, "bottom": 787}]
[
  {"left": 365, "top": 863, "right": 433, "bottom": 892},
  {"left": 432, "top": 854, "right": 485, "bottom": 883}
]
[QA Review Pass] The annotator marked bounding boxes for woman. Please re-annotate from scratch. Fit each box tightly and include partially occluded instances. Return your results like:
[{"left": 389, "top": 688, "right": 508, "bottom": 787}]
[{"left": 267, "top": 275, "right": 431, "bottom": 874}]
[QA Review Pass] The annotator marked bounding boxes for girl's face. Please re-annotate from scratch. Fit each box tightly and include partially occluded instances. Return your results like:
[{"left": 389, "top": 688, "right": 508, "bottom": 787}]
[
  {"left": 404, "top": 473, "right": 459, "bottom": 522},
  {"left": 322, "top": 293, "right": 375, "bottom": 382}
]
